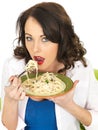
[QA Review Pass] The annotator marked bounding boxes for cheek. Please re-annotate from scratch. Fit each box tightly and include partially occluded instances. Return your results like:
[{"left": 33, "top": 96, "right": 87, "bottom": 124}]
[
  {"left": 25, "top": 43, "right": 28, "bottom": 49},
  {"left": 46, "top": 45, "right": 58, "bottom": 59},
  {"left": 25, "top": 43, "right": 32, "bottom": 52},
  {"left": 52, "top": 45, "right": 58, "bottom": 56}
]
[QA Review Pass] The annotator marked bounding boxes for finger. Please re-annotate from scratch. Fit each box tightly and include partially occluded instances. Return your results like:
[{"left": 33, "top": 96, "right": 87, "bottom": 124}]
[
  {"left": 9, "top": 75, "right": 17, "bottom": 82},
  {"left": 72, "top": 80, "right": 79, "bottom": 89},
  {"left": 46, "top": 97, "right": 55, "bottom": 102},
  {"left": 19, "top": 92, "right": 26, "bottom": 100},
  {"left": 11, "top": 77, "right": 21, "bottom": 88},
  {"left": 11, "top": 87, "right": 24, "bottom": 100},
  {"left": 15, "top": 87, "right": 24, "bottom": 96}
]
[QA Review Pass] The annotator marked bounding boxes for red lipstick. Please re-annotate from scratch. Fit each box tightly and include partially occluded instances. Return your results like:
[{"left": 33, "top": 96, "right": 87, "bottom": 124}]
[{"left": 34, "top": 56, "right": 45, "bottom": 65}]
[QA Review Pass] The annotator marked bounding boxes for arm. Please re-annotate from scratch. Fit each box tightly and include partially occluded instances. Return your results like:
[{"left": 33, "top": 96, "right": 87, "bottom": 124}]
[
  {"left": 2, "top": 76, "right": 25, "bottom": 130},
  {"left": 50, "top": 61, "right": 98, "bottom": 129},
  {"left": 2, "top": 96, "right": 18, "bottom": 130},
  {"left": 50, "top": 80, "right": 92, "bottom": 126},
  {"left": 63, "top": 80, "right": 92, "bottom": 126},
  {"left": 64, "top": 99, "right": 92, "bottom": 126}
]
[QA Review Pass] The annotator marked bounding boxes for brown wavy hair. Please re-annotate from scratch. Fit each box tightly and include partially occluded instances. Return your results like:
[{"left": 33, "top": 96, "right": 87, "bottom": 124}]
[{"left": 14, "top": 2, "right": 87, "bottom": 72}]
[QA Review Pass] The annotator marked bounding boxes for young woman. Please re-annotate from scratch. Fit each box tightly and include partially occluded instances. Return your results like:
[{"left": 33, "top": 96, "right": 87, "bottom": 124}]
[{"left": 1, "top": 2, "right": 98, "bottom": 130}]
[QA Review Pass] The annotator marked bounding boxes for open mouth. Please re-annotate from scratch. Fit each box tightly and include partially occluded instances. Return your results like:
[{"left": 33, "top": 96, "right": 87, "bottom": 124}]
[{"left": 34, "top": 56, "right": 45, "bottom": 65}]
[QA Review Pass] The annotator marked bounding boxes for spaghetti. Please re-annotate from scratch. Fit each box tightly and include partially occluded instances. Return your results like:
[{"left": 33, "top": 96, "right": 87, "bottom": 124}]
[{"left": 21, "top": 72, "right": 66, "bottom": 96}]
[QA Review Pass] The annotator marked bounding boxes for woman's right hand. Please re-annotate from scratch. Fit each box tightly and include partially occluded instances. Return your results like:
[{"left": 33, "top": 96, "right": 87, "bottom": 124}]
[{"left": 4, "top": 75, "right": 26, "bottom": 101}]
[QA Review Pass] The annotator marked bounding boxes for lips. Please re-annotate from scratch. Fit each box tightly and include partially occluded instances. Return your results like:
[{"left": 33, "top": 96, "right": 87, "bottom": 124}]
[{"left": 34, "top": 56, "right": 45, "bottom": 65}]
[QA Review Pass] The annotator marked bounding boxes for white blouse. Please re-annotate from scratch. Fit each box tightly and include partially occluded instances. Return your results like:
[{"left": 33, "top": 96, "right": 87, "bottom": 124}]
[{"left": 1, "top": 56, "right": 98, "bottom": 130}]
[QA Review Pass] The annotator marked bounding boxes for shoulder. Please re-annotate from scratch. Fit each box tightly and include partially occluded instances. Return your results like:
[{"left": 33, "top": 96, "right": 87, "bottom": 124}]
[
  {"left": 74, "top": 59, "right": 92, "bottom": 70},
  {"left": 73, "top": 59, "right": 93, "bottom": 72},
  {"left": 66, "top": 59, "right": 94, "bottom": 79},
  {"left": 3, "top": 56, "right": 26, "bottom": 75},
  {"left": 5, "top": 56, "right": 25, "bottom": 65}
]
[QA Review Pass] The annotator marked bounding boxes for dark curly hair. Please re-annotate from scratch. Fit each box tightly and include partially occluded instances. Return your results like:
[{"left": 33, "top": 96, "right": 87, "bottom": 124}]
[{"left": 14, "top": 2, "right": 87, "bottom": 73}]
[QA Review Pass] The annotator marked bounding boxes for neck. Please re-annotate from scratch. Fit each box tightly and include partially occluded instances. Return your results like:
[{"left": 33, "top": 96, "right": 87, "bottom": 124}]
[{"left": 39, "top": 62, "right": 65, "bottom": 73}]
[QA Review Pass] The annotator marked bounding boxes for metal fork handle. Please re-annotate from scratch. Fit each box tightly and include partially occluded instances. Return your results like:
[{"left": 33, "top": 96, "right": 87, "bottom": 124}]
[{"left": 18, "top": 70, "right": 26, "bottom": 78}]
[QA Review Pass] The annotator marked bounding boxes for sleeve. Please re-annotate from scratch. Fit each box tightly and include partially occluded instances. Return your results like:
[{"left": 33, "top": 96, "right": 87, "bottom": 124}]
[
  {"left": 84, "top": 64, "right": 98, "bottom": 130},
  {"left": 0, "top": 57, "right": 26, "bottom": 130}
]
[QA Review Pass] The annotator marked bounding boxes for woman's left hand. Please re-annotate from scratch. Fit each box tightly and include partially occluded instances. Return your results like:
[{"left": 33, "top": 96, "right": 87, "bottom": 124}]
[
  {"left": 47, "top": 80, "right": 79, "bottom": 109},
  {"left": 48, "top": 80, "right": 92, "bottom": 126}
]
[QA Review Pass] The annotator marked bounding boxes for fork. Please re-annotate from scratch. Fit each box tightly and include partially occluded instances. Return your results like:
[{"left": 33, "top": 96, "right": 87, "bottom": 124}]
[
  {"left": 18, "top": 70, "right": 26, "bottom": 78},
  {"left": 18, "top": 69, "right": 36, "bottom": 78}
]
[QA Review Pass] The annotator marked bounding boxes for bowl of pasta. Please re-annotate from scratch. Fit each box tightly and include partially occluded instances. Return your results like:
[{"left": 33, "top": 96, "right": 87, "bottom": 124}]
[
  {"left": 19, "top": 60, "right": 73, "bottom": 98},
  {"left": 20, "top": 72, "right": 73, "bottom": 98}
]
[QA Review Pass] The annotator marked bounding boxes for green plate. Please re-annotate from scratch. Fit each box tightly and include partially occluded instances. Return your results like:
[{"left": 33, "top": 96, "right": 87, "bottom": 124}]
[{"left": 20, "top": 72, "right": 73, "bottom": 98}]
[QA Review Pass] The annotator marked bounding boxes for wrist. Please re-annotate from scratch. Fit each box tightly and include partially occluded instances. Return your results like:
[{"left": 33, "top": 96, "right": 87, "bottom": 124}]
[
  {"left": 64, "top": 100, "right": 76, "bottom": 111},
  {"left": 4, "top": 95, "right": 18, "bottom": 104}
]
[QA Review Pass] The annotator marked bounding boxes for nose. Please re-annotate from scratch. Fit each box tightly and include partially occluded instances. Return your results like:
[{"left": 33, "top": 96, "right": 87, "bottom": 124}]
[{"left": 33, "top": 41, "right": 40, "bottom": 53}]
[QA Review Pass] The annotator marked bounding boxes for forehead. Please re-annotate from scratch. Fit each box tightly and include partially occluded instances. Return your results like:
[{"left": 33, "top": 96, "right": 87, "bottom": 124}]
[{"left": 25, "top": 17, "right": 43, "bottom": 34}]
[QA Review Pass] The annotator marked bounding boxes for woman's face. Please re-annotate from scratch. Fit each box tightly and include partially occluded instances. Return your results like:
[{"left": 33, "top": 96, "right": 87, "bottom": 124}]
[{"left": 24, "top": 17, "right": 60, "bottom": 72}]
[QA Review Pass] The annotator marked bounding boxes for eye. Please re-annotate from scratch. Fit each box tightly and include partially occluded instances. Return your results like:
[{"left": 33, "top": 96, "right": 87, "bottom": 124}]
[
  {"left": 25, "top": 36, "right": 32, "bottom": 41},
  {"left": 42, "top": 37, "right": 49, "bottom": 42}
]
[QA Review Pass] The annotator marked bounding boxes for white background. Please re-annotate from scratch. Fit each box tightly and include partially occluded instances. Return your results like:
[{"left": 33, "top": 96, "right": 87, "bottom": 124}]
[{"left": 0, "top": 0, "right": 98, "bottom": 95}]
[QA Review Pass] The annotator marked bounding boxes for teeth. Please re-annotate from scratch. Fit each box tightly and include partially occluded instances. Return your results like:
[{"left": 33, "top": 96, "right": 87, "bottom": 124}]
[
  {"left": 36, "top": 58, "right": 42, "bottom": 61},
  {"left": 34, "top": 56, "right": 44, "bottom": 61}
]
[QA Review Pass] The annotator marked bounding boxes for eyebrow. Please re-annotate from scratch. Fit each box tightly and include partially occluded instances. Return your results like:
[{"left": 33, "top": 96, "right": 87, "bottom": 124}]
[
  {"left": 25, "top": 33, "right": 45, "bottom": 37},
  {"left": 25, "top": 33, "right": 32, "bottom": 36}
]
